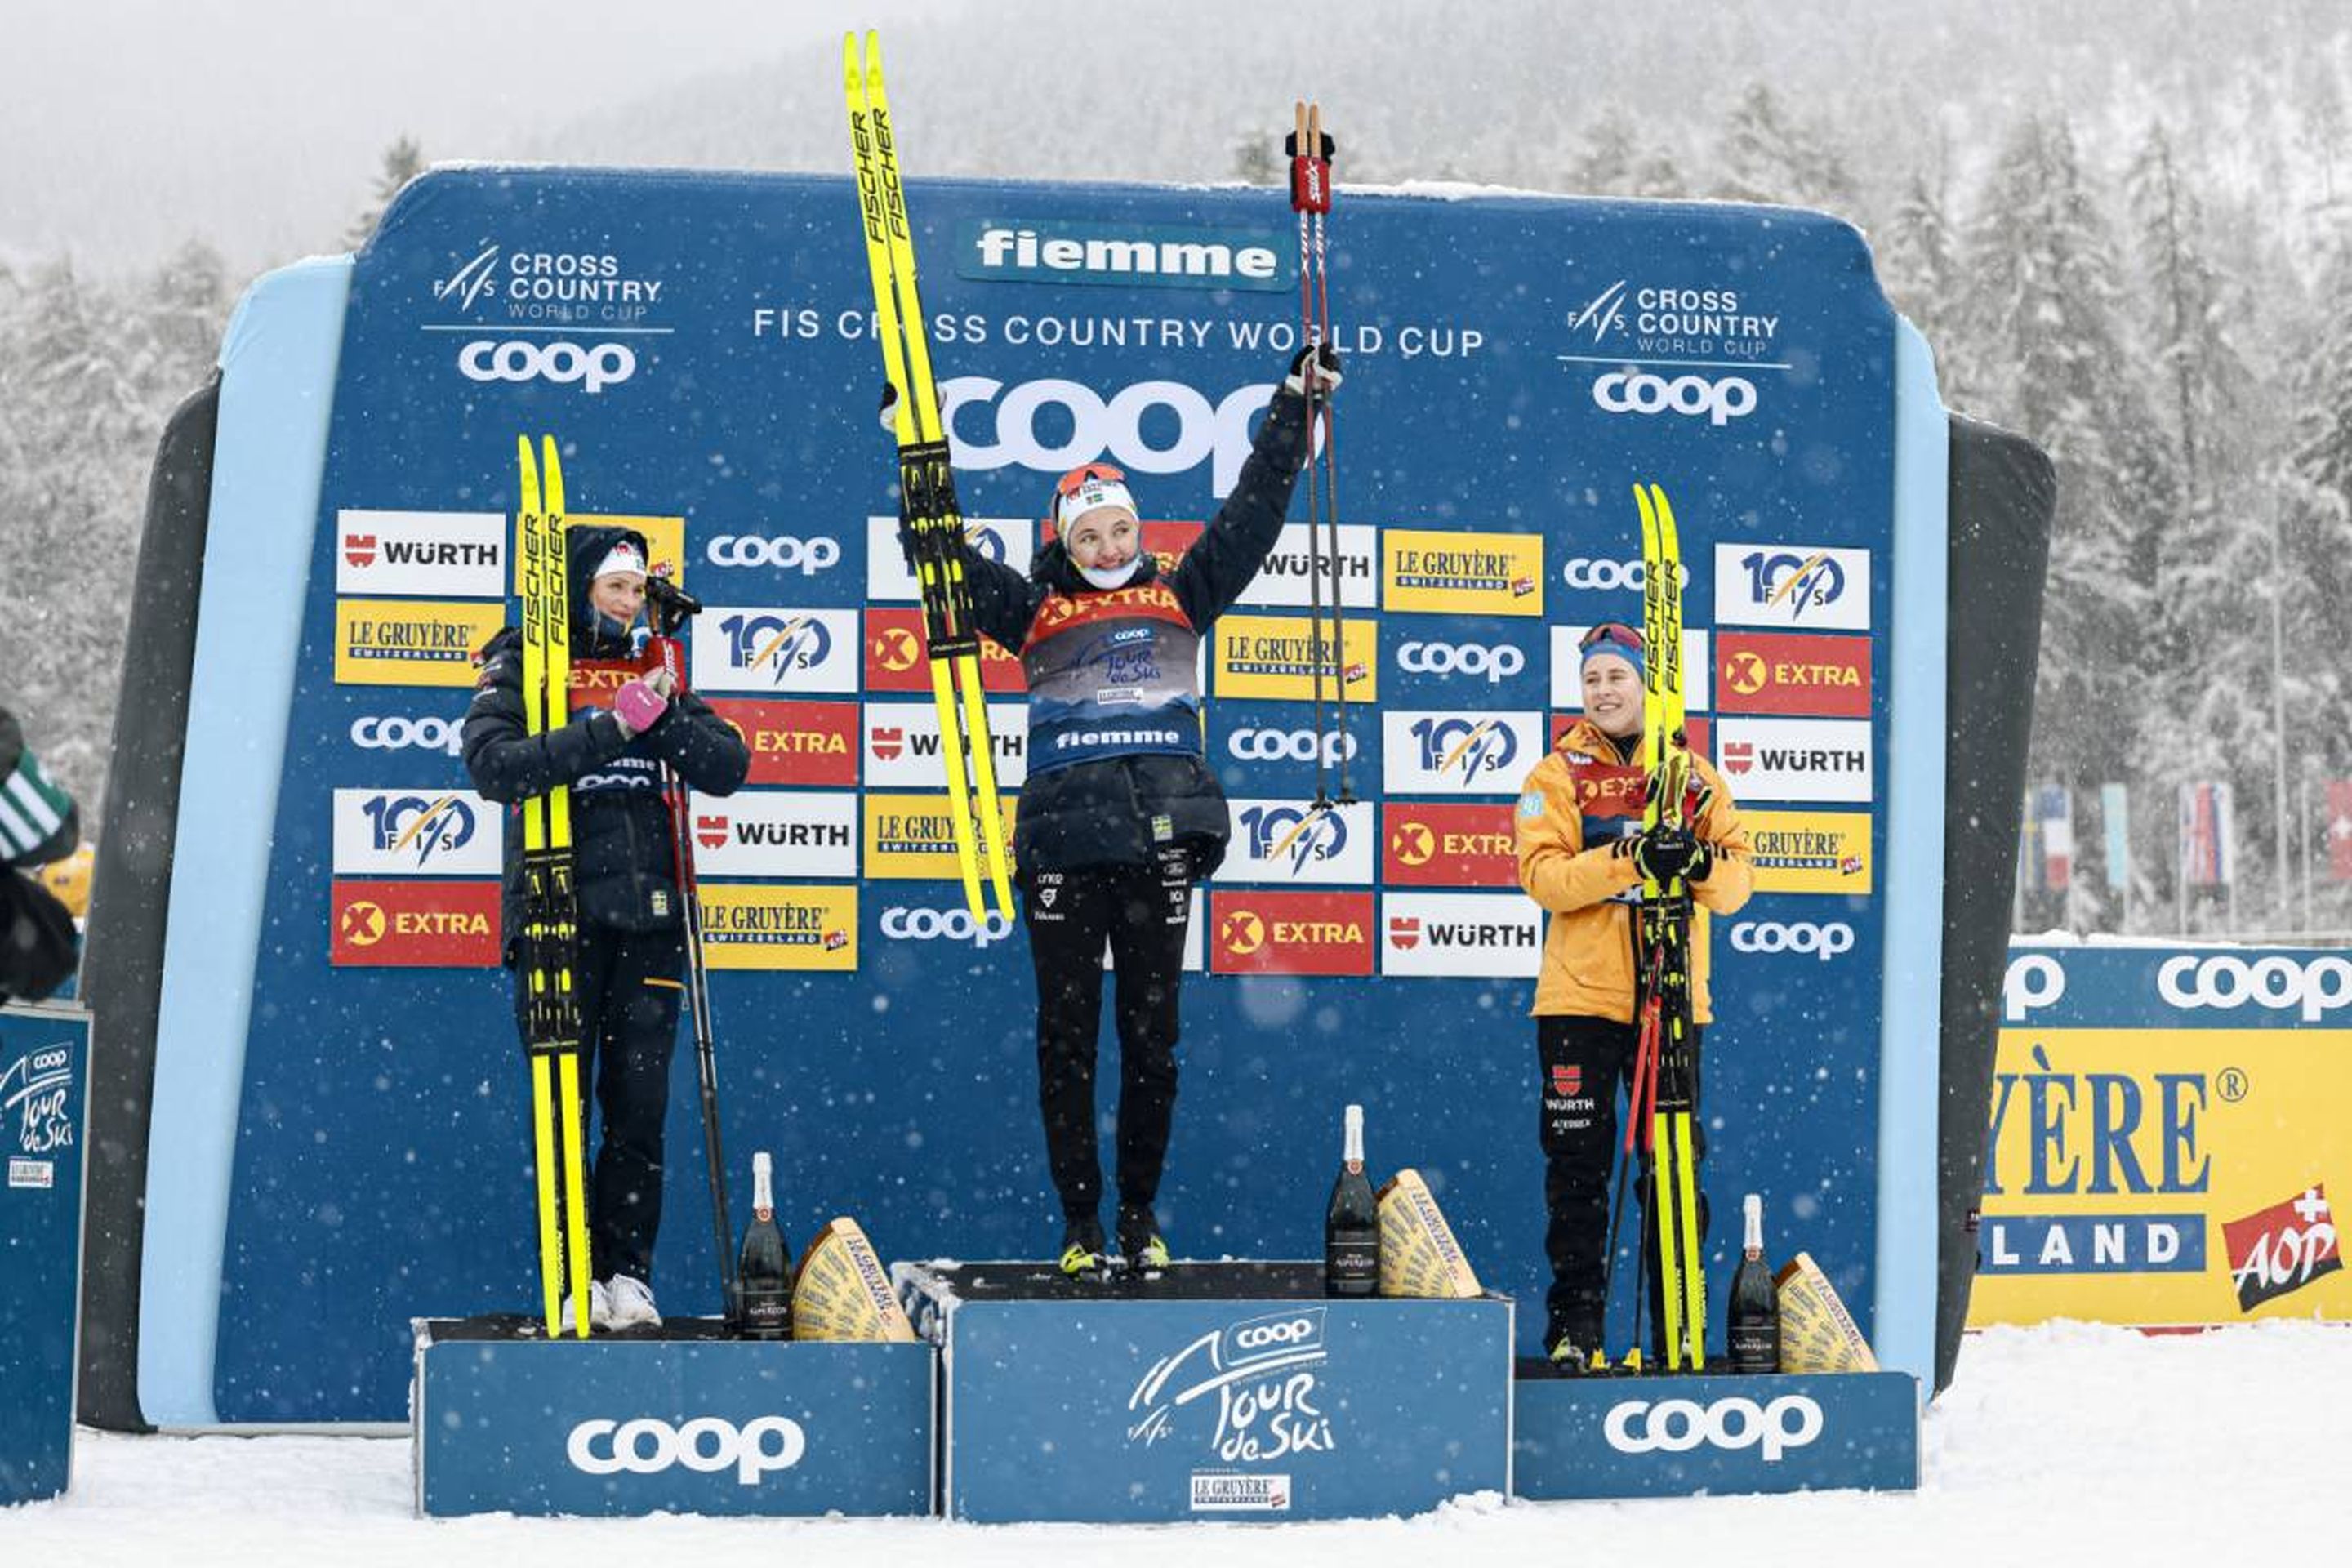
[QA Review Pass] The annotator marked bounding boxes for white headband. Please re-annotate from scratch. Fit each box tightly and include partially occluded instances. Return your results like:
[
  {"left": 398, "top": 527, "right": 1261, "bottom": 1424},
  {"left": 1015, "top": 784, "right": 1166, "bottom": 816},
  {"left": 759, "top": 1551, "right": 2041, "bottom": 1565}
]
[
  {"left": 1056, "top": 479, "right": 1138, "bottom": 532},
  {"left": 591, "top": 541, "right": 647, "bottom": 581}
]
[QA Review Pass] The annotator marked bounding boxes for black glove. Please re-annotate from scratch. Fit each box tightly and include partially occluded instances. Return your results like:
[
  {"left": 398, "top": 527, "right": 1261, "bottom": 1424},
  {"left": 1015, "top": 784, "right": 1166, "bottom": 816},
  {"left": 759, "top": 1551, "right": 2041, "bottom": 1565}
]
[
  {"left": 877, "top": 381, "right": 902, "bottom": 433},
  {"left": 1633, "top": 825, "right": 1712, "bottom": 885},
  {"left": 1285, "top": 344, "right": 1343, "bottom": 397},
  {"left": 1643, "top": 766, "right": 1716, "bottom": 824}
]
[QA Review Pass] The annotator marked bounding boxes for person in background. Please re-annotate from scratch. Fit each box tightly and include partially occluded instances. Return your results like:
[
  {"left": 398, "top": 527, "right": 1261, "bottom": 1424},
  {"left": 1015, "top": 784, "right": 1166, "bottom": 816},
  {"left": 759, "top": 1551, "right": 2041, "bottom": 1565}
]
[{"left": 0, "top": 706, "right": 82, "bottom": 1005}]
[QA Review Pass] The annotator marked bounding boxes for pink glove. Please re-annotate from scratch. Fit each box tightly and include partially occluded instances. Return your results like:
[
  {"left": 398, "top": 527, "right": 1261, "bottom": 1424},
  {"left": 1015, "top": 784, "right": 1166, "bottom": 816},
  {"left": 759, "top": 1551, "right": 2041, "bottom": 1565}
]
[{"left": 612, "top": 667, "right": 675, "bottom": 738}]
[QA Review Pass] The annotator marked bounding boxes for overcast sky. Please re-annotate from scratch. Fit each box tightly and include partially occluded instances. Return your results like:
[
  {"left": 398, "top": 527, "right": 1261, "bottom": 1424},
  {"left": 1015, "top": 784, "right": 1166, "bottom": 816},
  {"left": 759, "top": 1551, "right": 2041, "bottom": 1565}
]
[{"left": 0, "top": 0, "right": 966, "bottom": 272}]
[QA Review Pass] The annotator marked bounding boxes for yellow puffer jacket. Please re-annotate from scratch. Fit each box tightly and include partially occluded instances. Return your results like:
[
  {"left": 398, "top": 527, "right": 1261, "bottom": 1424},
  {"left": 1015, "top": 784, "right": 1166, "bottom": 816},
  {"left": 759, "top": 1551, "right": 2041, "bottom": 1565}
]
[{"left": 1515, "top": 717, "right": 1753, "bottom": 1022}]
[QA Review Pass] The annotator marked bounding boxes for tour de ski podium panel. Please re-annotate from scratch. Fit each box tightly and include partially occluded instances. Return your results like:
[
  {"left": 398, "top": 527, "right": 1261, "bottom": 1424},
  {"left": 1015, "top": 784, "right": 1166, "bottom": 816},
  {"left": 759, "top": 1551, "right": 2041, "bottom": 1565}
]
[
  {"left": 411, "top": 1317, "right": 933, "bottom": 1517},
  {"left": 0, "top": 1002, "right": 87, "bottom": 1505},
  {"left": 896, "top": 1259, "right": 1513, "bottom": 1522},
  {"left": 1512, "top": 1366, "right": 1919, "bottom": 1499}
]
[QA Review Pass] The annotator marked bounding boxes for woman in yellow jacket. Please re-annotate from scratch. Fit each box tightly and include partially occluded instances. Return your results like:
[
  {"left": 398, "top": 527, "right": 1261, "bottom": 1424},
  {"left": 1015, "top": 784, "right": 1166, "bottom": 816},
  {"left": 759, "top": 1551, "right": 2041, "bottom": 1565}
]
[{"left": 1515, "top": 622, "right": 1753, "bottom": 1367}]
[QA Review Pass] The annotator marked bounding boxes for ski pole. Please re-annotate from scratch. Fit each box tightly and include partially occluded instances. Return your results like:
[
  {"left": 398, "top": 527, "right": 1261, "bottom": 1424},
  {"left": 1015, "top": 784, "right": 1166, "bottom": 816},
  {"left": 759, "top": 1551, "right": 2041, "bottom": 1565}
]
[
  {"left": 1287, "top": 100, "right": 1332, "bottom": 806},
  {"left": 1305, "top": 102, "right": 1354, "bottom": 803}
]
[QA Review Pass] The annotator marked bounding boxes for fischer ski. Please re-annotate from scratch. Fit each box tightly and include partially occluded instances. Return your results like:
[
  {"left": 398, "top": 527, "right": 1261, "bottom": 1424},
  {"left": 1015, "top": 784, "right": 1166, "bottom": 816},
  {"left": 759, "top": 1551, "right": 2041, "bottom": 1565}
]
[
  {"left": 515, "top": 434, "right": 593, "bottom": 1338},
  {"left": 843, "top": 29, "right": 1013, "bottom": 921}
]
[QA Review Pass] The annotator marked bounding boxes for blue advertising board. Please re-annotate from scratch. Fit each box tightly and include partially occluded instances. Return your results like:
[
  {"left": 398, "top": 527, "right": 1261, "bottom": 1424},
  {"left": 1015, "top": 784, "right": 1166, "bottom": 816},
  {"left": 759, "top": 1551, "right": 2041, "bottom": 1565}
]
[
  {"left": 139, "top": 163, "right": 1945, "bottom": 1423},
  {"left": 902, "top": 1262, "right": 1511, "bottom": 1521},
  {"left": 413, "top": 1328, "right": 933, "bottom": 1517},
  {"left": 1512, "top": 1369, "right": 1918, "bottom": 1499},
  {"left": 1, "top": 1003, "right": 88, "bottom": 1503}
]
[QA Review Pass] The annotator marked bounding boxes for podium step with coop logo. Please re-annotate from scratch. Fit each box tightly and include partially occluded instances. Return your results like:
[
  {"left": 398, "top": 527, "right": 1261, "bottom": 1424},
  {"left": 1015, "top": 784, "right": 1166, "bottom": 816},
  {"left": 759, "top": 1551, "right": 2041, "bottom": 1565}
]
[
  {"left": 411, "top": 1316, "right": 934, "bottom": 1517},
  {"left": 1512, "top": 1365, "right": 1920, "bottom": 1499},
  {"left": 895, "top": 1258, "right": 1514, "bottom": 1522},
  {"left": 1, "top": 1002, "right": 88, "bottom": 1507}
]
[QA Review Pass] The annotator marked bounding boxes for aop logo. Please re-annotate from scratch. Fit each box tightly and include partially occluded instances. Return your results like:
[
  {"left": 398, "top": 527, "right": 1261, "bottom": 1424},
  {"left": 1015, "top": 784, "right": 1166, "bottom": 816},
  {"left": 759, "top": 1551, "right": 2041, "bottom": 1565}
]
[
  {"left": 2157, "top": 954, "right": 2352, "bottom": 1023},
  {"left": 1227, "top": 728, "right": 1359, "bottom": 764},
  {"left": 1398, "top": 640, "right": 1526, "bottom": 684},
  {"left": 2003, "top": 954, "right": 2067, "bottom": 1022},
  {"left": 350, "top": 715, "right": 464, "bottom": 756},
  {"left": 880, "top": 906, "right": 1015, "bottom": 949},
  {"left": 940, "top": 376, "right": 1272, "bottom": 497},
  {"left": 1604, "top": 1396, "right": 1823, "bottom": 1463},
  {"left": 719, "top": 613, "right": 832, "bottom": 681},
  {"left": 565, "top": 1414, "right": 806, "bottom": 1486},
  {"left": 706, "top": 535, "right": 843, "bottom": 575},
  {"left": 457, "top": 339, "right": 636, "bottom": 394},
  {"left": 1237, "top": 804, "right": 1348, "bottom": 871},
  {"left": 1592, "top": 370, "right": 1757, "bottom": 426},
  {"left": 1728, "top": 921, "right": 1854, "bottom": 960},
  {"left": 363, "top": 794, "right": 477, "bottom": 865},
  {"left": 1410, "top": 716, "right": 1519, "bottom": 779}
]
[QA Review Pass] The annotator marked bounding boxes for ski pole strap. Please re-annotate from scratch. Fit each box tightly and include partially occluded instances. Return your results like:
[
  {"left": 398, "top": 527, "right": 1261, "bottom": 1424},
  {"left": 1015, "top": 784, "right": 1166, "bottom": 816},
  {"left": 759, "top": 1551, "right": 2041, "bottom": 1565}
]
[{"left": 1285, "top": 103, "right": 1334, "bottom": 214}]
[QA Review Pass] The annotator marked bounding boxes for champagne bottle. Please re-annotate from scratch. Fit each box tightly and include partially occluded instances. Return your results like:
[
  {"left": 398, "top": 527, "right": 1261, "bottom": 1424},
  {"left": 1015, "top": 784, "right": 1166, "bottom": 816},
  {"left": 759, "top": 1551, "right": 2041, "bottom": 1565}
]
[
  {"left": 736, "top": 1152, "right": 795, "bottom": 1341},
  {"left": 1726, "top": 1192, "right": 1780, "bottom": 1374},
  {"left": 1323, "top": 1104, "right": 1380, "bottom": 1297}
]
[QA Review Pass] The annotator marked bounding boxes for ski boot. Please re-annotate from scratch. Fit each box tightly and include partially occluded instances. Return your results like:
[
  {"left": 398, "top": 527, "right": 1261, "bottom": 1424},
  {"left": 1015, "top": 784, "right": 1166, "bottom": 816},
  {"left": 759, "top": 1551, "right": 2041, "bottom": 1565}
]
[
  {"left": 1058, "top": 1214, "right": 1109, "bottom": 1281},
  {"left": 1116, "top": 1204, "right": 1169, "bottom": 1280}
]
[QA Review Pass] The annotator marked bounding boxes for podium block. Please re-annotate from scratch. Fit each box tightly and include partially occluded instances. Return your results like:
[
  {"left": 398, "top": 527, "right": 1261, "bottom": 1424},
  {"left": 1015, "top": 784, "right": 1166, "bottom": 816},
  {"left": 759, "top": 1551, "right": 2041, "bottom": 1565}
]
[
  {"left": 898, "top": 1260, "right": 1513, "bottom": 1522},
  {"left": 1512, "top": 1366, "right": 1919, "bottom": 1499},
  {"left": 0, "top": 1003, "right": 87, "bottom": 1506},
  {"left": 412, "top": 1317, "right": 933, "bottom": 1517}
]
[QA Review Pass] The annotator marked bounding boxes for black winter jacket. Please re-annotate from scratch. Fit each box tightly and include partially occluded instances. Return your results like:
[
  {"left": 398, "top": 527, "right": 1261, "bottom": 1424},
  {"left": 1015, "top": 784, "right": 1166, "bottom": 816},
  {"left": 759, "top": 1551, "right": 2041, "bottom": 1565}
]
[
  {"left": 955, "top": 384, "right": 1313, "bottom": 877},
  {"left": 461, "top": 523, "right": 750, "bottom": 947}
]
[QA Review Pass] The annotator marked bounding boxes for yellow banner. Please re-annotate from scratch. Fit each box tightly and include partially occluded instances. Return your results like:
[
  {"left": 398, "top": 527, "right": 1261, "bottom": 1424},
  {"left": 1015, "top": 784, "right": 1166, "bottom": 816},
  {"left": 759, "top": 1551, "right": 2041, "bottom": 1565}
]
[
  {"left": 695, "top": 884, "right": 858, "bottom": 971},
  {"left": 1741, "top": 809, "right": 1873, "bottom": 894},
  {"left": 861, "top": 792, "right": 1019, "bottom": 883},
  {"left": 1967, "top": 1027, "right": 2352, "bottom": 1328},
  {"left": 334, "top": 599, "right": 507, "bottom": 687},
  {"left": 1212, "top": 614, "right": 1379, "bottom": 702},
  {"left": 1381, "top": 528, "right": 1545, "bottom": 617}
]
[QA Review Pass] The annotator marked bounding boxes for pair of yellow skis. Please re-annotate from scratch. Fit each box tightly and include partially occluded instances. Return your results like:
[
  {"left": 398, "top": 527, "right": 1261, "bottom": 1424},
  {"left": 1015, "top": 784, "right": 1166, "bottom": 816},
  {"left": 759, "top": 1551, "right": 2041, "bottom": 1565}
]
[
  {"left": 843, "top": 30, "right": 1013, "bottom": 923},
  {"left": 516, "top": 435, "right": 592, "bottom": 1337}
]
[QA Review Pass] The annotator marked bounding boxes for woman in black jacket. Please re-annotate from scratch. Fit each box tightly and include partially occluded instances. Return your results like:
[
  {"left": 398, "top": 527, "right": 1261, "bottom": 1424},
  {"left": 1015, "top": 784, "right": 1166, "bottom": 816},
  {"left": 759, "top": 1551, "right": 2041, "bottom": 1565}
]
[
  {"left": 947, "top": 346, "right": 1341, "bottom": 1276},
  {"left": 462, "top": 524, "right": 749, "bottom": 1330}
]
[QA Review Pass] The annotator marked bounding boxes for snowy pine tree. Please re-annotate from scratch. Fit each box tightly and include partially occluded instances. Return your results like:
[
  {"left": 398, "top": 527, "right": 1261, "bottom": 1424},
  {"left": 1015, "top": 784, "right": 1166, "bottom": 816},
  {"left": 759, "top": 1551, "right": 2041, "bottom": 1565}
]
[{"left": 343, "top": 135, "right": 426, "bottom": 251}]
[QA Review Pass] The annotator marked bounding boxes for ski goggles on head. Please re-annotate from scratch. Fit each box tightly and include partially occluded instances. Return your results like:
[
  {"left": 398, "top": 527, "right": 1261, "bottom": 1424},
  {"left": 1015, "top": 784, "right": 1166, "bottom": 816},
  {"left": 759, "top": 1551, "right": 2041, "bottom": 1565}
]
[
  {"left": 1052, "top": 461, "right": 1138, "bottom": 530},
  {"left": 1579, "top": 621, "right": 1646, "bottom": 677}
]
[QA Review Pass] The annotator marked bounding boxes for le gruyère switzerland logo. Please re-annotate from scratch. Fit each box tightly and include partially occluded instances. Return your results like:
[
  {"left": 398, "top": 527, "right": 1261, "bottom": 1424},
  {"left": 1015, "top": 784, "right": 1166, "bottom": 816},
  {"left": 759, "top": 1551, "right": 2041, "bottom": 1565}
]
[{"left": 1126, "top": 1307, "right": 1334, "bottom": 1463}]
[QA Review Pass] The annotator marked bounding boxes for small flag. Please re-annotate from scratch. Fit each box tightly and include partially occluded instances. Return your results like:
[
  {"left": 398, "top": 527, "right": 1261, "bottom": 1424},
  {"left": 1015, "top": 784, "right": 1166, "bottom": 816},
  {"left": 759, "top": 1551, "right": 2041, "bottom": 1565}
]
[
  {"left": 2033, "top": 784, "right": 2074, "bottom": 892},
  {"left": 2179, "top": 782, "right": 2234, "bottom": 889},
  {"left": 2328, "top": 781, "right": 2352, "bottom": 883}
]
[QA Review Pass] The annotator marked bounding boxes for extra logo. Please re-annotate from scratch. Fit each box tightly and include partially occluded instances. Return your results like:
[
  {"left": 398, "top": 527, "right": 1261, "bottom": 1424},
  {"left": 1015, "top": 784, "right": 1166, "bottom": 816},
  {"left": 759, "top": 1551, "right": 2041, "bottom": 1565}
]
[
  {"left": 685, "top": 791, "right": 858, "bottom": 880},
  {"left": 566, "top": 1415, "right": 805, "bottom": 1486},
  {"left": 457, "top": 339, "right": 637, "bottom": 394},
  {"left": 695, "top": 884, "right": 858, "bottom": 972},
  {"left": 1592, "top": 369, "right": 1757, "bottom": 426},
  {"left": 688, "top": 607, "right": 859, "bottom": 694},
  {"left": 938, "top": 375, "right": 1275, "bottom": 498},
  {"left": 2223, "top": 1186, "right": 2341, "bottom": 1312},
  {"left": 1382, "top": 801, "right": 1517, "bottom": 887},
  {"left": 336, "top": 510, "right": 505, "bottom": 598},
  {"left": 1604, "top": 1396, "right": 1823, "bottom": 1464},
  {"left": 1208, "top": 890, "right": 1374, "bottom": 977},
  {"left": 1380, "top": 892, "right": 1542, "bottom": 978},
  {"left": 1728, "top": 920, "right": 1855, "bottom": 960},
  {"left": 1713, "top": 543, "right": 1870, "bottom": 632},
  {"left": 863, "top": 700, "right": 1029, "bottom": 789},
  {"left": 335, "top": 599, "right": 506, "bottom": 688},
  {"left": 879, "top": 906, "right": 1015, "bottom": 949},
  {"left": 2157, "top": 954, "right": 2352, "bottom": 1023},
  {"left": 1233, "top": 523, "right": 1379, "bottom": 611},
  {"left": 1221, "top": 800, "right": 1374, "bottom": 885},
  {"left": 1380, "top": 711, "right": 1545, "bottom": 798},
  {"left": 1382, "top": 528, "right": 1544, "bottom": 617},
  {"left": 865, "top": 607, "right": 1025, "bottom": 694},
  {"left": 332, "top": 789, "right": 500, "bottom": 876},
  {"left": 1715, "top": 632, "right": 1871, "bottom": 718},
  {"left": 1396, "top": 639, "right": 1529, "bottom": 686},
  {"left": 1550, "top": 626, "right": 1711, "bottom": 711},
  {"left": 1127, "top": 1308, "right": 1334, "bottom": 1471},
  {"left": 704, "top": 532, "right": 843, "bottom": 576},
  {"left": 960, "top": 220, "right": 1288, "bottom": 291},
  {"left": 331, "top": 880, "right": 501, "bottom": 967},
  {"left": 706, "top": 699, "right": 859, "bottom": 788},
  {"left": 1714, "top": 719, "right": 1873, "bottom": 804},
  {"left": 350, "top": 715, "right": 465, "bottom": 757},
  {"left": 862, "top": 515, "right": 1032, "bottom": 602},
  {"left": 1223, "top": 726, "right": 1360, "bottom": 765},
  {"left": 2, "top": 1043, "right": 73, "bottom": 1157}
]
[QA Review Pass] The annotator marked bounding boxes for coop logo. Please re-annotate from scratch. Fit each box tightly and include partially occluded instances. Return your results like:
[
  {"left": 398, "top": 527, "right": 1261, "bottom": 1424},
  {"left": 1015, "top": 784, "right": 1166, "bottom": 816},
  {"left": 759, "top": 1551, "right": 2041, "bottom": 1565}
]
[
  {"left": 335, "top": 510, "right": 506, "bottom": 597},
  {"left": 1209, "top": 891, "right": 1374, "bottom": 976},
  {"left": 1728, "top": 920, "right": 1855, "bottom": 960},
  {"left": 2, "top": 1045, "right": 74, "bottom": 1157},
  {"left": 350, "top": 715, "right": 465, "bottom": 756},
  {"left": 1714, "top": 544, "right": 1870, "bottom": 631},
  {"left": 690, "top": 608, "right": 858, "bottom": 693},
  {"left": 2002, "top": 954, "right": 2067, "bottom": 1021},
  {"left": 880, "top": 906, "right": 1015, "bottom": 949},
  {"left": 1592, "top": 370, "right": 1758, "bottom": 427},
  {"left": 1560, "top": 557, "right": 1648, "bottom": 591},
  {"left": 864, "top": 607, "right": 1025, "bottom": 694},
  {"left": 695, "top": 885, "right": 858, "bottom": 971},
  {"left": 332, "top": 788, "right": 500, "bottom": 875},
  {"left": 1224, "top": 727, "right": 1360, "bottom": 765},
  {"left": 2224, "top": 1186, "right": 2341, "bottom": 1312},
  {"left": 1397, "top": 639, "right": 1527, "bottom": 685},
  {"left": 330, "top": 880, "right": 501, "bottom": 967},
  {"left": 705, "top": 533, "right": 843, "bottom": 575},
  {"left": 1381, "top": 711, "right": 1542, "bottom": 797},
  {"left": 864, "top": 515, "right": 1031, "bottom": 603},
  {"left": 1234, "top": 523, "right": 1379, "bottom": 610},
  {"left": 939, "top": 375, "right": 1276, "bottom": 497},
  {"left": 961, "top": 220, "right": 1287, "bottom": 291},
  {"left": 566, "top": 1414, "right": 806, "bottom": 1486},
  {"left": 457, "top": 338, "right": 638, "bottom": 394},
  {"left": 1126, "top": 1307, "right": 1334, "bottom": 1468},
  {"left": 864, "top": 702, "right": 1029, "bottom": 788},
  {"left": 1603, "top": 1396, "right": 1823, "bottom": 1464},
  {"left": 1380, "top": 893, "right": 1542, "bottom": 978},
  {"left": 2156, "top": 954, "right": 2352, "bottom": 1024},
  {"left": 1224, "top": 801, "right": 1373, "bottom": 885},
  {"left": 1566, "top": 279, "right": 1784, "bottom": 352},
  {"left": 687, "top": 792, "right": 858, "bottom": 880}
]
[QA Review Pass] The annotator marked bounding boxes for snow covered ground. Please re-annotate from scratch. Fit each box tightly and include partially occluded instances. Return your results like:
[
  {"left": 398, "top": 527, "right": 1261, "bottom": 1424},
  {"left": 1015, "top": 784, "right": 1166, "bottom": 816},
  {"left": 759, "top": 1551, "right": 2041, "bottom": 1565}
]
[{"left": 11, "top": 1321, "right": 2346, "bottom": 1564}]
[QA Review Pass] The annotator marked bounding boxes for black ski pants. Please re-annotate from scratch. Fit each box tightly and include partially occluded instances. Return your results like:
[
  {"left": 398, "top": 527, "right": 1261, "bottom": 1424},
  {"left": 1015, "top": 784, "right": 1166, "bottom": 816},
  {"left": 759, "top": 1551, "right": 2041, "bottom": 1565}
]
[
  {"left": 511, "top": 920, "right": 685, "bottom": 1285},
  {"left": 1538, "top": 1013, "right": 1709, "bottom": 1348},
  {"left": 1022, "top": 847, "right": 1194, "bottom": 1222}
]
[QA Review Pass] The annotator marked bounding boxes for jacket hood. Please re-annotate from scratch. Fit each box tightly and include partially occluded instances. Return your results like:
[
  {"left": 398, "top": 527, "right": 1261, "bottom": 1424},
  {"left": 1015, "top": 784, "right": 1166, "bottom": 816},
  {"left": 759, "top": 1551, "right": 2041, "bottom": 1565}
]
[{"left": 566, "top": 522, "right": 653, "bottom": 657}]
